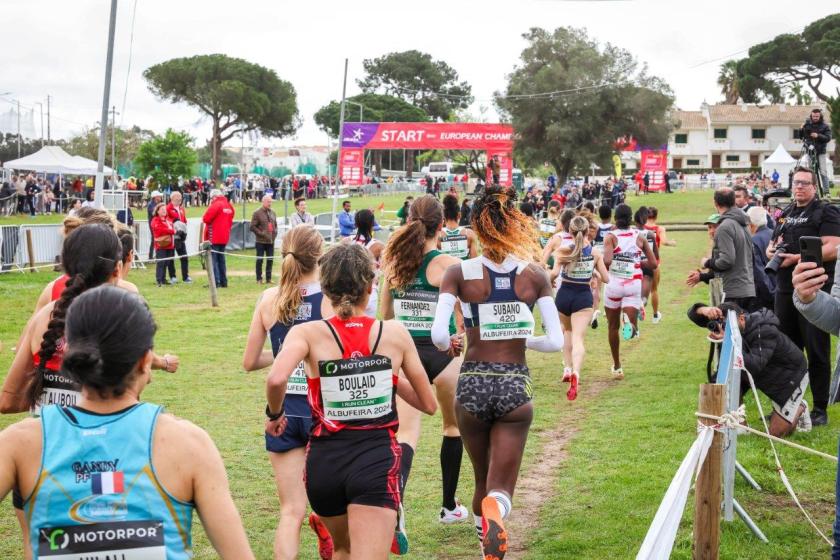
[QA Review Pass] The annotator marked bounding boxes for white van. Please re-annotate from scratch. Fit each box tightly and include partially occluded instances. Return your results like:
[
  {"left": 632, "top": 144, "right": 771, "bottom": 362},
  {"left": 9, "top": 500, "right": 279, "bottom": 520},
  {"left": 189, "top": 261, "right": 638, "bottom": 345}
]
[{"left": 428, "top": 162, "right": 454, "bottom": 179}]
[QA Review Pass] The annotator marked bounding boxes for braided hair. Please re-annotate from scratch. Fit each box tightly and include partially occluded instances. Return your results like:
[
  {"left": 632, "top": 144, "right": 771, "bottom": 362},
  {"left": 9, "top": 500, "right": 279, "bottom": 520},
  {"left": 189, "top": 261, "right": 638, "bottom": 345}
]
[{"left": 26, "top": 224, "right": 121, "bottom": 408}]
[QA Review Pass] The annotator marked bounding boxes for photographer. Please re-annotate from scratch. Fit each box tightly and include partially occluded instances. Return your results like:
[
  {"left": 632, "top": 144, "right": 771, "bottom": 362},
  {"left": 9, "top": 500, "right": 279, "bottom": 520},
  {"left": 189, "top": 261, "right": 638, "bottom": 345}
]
[
  {"left": 687, "top": 302, "right": 811, "bottom": 437},
  {"left": 766, "top": 167, "right": 840, "bottom": 425},
  {"left": 800, "top": 108, "right": 832, "bottom": 190}
]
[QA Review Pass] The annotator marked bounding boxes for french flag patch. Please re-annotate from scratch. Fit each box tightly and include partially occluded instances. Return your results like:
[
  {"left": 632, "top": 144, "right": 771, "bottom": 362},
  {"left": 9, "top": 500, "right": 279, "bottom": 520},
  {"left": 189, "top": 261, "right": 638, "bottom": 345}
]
[{"left": 91, "top": 472, "right": 124, "bottom": 495}]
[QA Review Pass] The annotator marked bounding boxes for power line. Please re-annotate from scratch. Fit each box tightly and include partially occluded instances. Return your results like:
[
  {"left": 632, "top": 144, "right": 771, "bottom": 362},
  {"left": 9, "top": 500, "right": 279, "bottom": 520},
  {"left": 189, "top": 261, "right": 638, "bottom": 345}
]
[{"left": 120, "top": 0, "right": 140, "bottom": 128}]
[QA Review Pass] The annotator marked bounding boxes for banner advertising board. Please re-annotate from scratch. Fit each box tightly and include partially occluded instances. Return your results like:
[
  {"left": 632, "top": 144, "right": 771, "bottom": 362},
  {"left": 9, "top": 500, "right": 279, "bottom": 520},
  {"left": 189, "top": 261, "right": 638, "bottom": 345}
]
[{"left": 640, "top": 150, "right": 668, "bottom": 192}]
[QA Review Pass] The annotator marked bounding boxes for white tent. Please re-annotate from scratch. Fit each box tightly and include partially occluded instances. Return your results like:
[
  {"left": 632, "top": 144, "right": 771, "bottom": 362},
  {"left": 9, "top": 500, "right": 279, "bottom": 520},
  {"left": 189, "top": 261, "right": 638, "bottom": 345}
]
[
  {"left": 761, "top": 144, "right": 796, "bottom": 183},
  {"left": 2, "top": 145, "right": 112, "bottom": 175}
]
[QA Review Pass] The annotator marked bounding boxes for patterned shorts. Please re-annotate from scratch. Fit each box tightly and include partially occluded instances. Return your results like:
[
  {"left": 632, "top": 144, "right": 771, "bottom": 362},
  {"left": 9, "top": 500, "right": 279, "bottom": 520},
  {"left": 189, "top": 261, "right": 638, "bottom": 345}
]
[{"left": 456, "top": 361, "right": 533, "bottom": 424}]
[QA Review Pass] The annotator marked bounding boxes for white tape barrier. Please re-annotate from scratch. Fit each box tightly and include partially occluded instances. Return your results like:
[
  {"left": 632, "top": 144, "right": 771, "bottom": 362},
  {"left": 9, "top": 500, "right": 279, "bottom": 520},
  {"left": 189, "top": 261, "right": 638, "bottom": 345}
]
[{"left": 636, "top": 427, "right": 714, "bottom": 560}]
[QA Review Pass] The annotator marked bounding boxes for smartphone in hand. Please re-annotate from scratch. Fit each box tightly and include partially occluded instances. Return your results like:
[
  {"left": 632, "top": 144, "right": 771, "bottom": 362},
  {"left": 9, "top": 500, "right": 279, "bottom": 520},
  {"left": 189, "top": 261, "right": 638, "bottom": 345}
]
[{"left": 799, "top": 236, "right": 823, "bottom": 268}]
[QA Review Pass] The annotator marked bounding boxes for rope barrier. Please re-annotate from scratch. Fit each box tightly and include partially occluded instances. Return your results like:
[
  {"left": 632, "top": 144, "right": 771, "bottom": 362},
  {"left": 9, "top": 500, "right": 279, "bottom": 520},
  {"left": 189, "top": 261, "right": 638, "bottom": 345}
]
[{"left": 696, "top": 368, "right": 835, "bottom": 546}]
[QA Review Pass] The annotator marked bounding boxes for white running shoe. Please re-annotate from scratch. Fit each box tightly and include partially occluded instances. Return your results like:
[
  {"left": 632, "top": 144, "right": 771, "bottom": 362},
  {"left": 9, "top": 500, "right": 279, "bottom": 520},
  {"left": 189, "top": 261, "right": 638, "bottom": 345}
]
[
  {"left": 652, "top": 312, "right": 662, "bottom": 324},
  {"left": 797, "top": 401, "right": 813, "bottom": 433},
  {"left": 439, "top": 501, "right": 469, "bottom": 524},
  {"left": 611, "top": 366, "right": 624, "bottom": 380}
]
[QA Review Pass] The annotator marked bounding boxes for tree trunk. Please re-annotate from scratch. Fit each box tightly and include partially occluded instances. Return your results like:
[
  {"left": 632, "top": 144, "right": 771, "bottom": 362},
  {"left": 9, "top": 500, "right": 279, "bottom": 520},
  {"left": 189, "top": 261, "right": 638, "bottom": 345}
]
[
  {"left": 211, "top": 118, "right": 221, "bottom": 181},
  {"left": 373, "top": 150, "right": 384, "bottom": 178},
  {"left": 406, "top": 150, "right": 415, "bottom": 179}
]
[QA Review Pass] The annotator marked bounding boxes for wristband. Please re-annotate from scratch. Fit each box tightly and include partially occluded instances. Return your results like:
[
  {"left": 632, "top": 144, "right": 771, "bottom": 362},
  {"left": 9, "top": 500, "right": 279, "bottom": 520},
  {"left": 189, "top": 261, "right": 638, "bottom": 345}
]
[{"left": 265, "top": 403, "right": 284, "bottom": 421}]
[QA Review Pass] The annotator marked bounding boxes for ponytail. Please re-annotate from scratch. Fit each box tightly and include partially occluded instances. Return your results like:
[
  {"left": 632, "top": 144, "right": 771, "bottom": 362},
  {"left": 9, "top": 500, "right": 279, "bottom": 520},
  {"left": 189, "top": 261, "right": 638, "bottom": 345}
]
[
  {"left": 274, "top": 226, "right": 322, "bottom": 325},
  {"left": 556, "top": 216, "right": 588, "bottom": 266},
  {"left": 382, "top": 195, "right": 442, "bottom": 291}
]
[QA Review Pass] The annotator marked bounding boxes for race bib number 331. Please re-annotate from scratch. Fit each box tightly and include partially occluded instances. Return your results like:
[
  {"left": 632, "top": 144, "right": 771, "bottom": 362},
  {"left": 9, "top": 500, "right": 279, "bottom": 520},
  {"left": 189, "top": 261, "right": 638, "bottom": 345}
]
[{"left": 478, "top": 302, "right": 535, "bottom": 340}]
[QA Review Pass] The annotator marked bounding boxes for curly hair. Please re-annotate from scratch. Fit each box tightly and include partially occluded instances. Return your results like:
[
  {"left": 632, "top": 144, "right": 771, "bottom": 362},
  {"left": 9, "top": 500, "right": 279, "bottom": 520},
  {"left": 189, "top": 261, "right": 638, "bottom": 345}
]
[
  {"left": 274, "top": 226, "right": 323, "bottom": 325},
  {"left": 470, "top": 185, "right": 539, "bottom": 263},
  {"left": 382, "top": 195, "right": 443, "bottom": 291},
  {"left": 320, "top": 243, "right": 376, "bottom": 320},
  {"left": 26, "top": 224, "right": 121, "bottom": 408}
]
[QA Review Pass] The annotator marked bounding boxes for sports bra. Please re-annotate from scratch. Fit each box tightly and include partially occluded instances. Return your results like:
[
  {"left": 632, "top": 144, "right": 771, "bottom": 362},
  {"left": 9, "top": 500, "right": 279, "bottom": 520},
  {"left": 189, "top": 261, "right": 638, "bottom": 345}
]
[{"left": 461, "top": 258, "right": 536, "bottom": 341}]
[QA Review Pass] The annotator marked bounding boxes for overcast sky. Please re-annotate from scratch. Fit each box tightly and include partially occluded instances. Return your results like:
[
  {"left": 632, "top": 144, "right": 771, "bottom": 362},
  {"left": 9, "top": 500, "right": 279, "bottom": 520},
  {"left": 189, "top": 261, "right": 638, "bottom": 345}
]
[{"left": 3, "top": 0, "right": 837, "bottom": 147}]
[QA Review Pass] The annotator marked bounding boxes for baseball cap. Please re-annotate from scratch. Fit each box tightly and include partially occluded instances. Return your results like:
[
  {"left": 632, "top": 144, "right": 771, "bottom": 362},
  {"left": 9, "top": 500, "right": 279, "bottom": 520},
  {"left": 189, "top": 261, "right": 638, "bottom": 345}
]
[
  {"left": 210, "top": 189, "right": 223, "bottom": 198},
  {"left": 704, "top": 213, "right": 720, "bottom": 225},
  {"left": 150, "top": 190, "right": 162, "bottom": 198}
]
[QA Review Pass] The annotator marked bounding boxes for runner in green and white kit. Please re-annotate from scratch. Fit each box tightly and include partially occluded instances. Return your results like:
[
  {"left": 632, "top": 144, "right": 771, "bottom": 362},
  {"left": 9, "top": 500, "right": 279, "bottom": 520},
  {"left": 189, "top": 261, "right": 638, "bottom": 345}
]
[
  {"left": 440, "top": 194, "right": 479, "bottom": 260},
  {"left": 538, "top": 200, "right": 561, "bottom": 249}
]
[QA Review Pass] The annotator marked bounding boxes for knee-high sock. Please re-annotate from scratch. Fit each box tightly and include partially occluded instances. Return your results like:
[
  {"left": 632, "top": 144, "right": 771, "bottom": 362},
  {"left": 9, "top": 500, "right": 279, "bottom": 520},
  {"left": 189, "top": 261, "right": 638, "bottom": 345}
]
[
  {"left": 440, "top": 436, "right": 463, "bottom": 510},
  {"left": 399, "top": 443, "right": 415, "bottom": 499}
]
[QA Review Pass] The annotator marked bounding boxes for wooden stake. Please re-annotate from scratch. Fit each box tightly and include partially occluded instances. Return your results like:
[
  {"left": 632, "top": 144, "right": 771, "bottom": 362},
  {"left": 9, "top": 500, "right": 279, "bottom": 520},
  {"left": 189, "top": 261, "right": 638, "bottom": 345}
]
[
  {"left": 205, "top": 244, "right": 218, "bottom": 308},
  {"left": 25, "top": 229, "right": 36, "bottom": 273},
  {"left": 694, "top": 383, "right": 726, "bottom": 560}
]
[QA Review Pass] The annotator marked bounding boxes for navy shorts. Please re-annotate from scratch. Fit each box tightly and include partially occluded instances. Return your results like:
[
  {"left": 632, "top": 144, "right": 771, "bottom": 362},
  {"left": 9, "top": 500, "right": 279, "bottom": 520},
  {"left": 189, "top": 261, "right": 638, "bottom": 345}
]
[
  {"left": 266, "top": 415, "right": 312, "bottom": 453},
  {"left": 555, "top": 283, "right": 594, "bottom": 316}
]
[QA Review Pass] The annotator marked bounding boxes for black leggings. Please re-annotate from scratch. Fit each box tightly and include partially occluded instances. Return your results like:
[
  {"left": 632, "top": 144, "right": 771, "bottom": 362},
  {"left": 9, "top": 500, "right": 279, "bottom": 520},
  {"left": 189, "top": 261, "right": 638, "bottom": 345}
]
[{"left": 456, "top": 396, "right": 532, "bottom": 516}]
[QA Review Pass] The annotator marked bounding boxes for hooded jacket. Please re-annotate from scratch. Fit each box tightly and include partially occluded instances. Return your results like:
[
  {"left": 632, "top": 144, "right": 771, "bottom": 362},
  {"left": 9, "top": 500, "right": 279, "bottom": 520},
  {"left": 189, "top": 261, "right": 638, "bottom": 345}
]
[
  {"left": 801, "top": 116, "right": 832, "bottom": 155},
  {"left": 705, "top": 207, "right": 755, "bottom": 299}
]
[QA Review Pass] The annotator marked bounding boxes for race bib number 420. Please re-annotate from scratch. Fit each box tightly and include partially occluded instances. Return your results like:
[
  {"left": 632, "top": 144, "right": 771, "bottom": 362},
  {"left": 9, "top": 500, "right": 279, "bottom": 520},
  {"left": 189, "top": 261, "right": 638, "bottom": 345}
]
[
  {"left": 37, "top": 520, "right": 166, "bottom": 559},
  {"left": 478, "top": 302, "right": 535, "bottom": 340},
  {"left": 319, "top": 356, "right": 393, "bottom": 421}
]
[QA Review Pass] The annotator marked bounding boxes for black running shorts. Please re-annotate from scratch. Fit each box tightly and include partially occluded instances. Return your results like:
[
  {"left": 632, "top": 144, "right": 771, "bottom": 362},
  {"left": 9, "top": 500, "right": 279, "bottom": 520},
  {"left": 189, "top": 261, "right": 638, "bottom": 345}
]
[
  {"left": 415, "top": 337, "right": 455, "bottom": 383},
  {"left": 305, "top": 429, "right": 401, "bottom": 517}
]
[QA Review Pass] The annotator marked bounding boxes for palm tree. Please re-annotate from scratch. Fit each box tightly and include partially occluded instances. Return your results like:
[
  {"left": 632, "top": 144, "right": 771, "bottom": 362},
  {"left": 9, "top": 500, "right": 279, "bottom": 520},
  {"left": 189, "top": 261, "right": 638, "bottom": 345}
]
[{"left": 717, "top": 60, "right": 741, "bottom": 104}]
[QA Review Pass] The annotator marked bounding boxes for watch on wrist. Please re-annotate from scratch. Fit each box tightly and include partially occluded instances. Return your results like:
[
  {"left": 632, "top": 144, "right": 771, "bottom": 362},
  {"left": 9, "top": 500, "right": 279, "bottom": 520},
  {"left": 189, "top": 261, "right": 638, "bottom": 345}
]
[{"left": 265, "top": 404, "right": 284, "bottom": 421}]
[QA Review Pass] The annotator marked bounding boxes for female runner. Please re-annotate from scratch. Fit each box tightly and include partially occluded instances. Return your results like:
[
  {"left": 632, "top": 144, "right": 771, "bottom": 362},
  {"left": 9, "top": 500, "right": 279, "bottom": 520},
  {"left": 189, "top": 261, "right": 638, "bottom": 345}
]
[
  {"left": 381, "top": 195, "right": 468, "bottom": 532},
  {"left": 540, "top": 208, "right": 575, "bottom": 269},
  {"left": 440, "top": 193, "right": 479, "bottom": 260},
  {"left": 634, "top": 207, "right": 658, "bottom": 324},
  {"left": 538, "top": 200, "right": 561, "bottom": 250},
  {"left": 242, "top": 226, "right": 335, "bottom": 560},
  {"left": 265, "top": 242, "right": 437, "bottom": 560},
  {"left": 0, "top": 286, "right": 254, "bottom": 559},
  {"left": 351, "top": 209, "right": 384, "bottom": 318},
  {"left": 644, "top": 206, "right": 676, "bottom": 323},
  {"left": 551, "top": 215, "right": 609, "bottom": 400},
  {"left": 602, "top": 204, "right": 657, "bottom": 379},
  {"left": 431, "top": 185, "right": 563, "bottom": 560}
]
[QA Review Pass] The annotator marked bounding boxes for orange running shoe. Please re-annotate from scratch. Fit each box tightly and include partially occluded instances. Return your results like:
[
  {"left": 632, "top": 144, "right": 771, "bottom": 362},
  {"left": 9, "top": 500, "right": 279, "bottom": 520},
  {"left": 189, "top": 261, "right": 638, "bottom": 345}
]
[
  {"left": 308, "top": 512, "right": 334, "bottom": 560},
  {"left": 481, "top": 496, "right": 508, "bottom": 560},
  {"left": 566, "top": 372, "right": 579, "bottom": 401}
]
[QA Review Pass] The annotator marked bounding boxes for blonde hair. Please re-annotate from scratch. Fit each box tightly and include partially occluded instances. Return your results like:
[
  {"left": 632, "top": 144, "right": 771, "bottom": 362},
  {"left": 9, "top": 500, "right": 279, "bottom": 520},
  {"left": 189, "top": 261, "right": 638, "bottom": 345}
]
[
  {"left": 274, "top": 226, "right": 323, "bottom": 325},
  {"left": 62, "top": 207, "right": 115, "bottom": 237},
  {"left": 556, "top": 216, "right": 590, "bottom": 265}
]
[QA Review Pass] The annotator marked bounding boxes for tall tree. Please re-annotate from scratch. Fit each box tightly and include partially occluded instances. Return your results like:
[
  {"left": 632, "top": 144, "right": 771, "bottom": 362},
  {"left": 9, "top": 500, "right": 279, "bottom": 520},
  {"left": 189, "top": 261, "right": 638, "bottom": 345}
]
[
  {"left": 134, "top": 129, "right": 196, "bottom": 189},
  {"left": 499, "top": 27, "right": 674, "bottom": 182},
  {"left": 143, "top": 54, "right": 299, "bottom": 181},
  {"left": 717, "top": 60, "right": 741, "bottom": 104},
  {"left": 358, "top": 50, "right": 472, "bottom": 121},
  {"left": 734, "top": 14, "right": 840, "bottom": 157}
]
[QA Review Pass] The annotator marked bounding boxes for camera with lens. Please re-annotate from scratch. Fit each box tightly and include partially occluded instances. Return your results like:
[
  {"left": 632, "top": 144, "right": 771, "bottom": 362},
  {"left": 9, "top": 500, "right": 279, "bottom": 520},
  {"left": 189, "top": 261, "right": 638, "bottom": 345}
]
[
  {"left": 765, "top": 242, "right": 788, "bottom": 275},
  {"left": 706, "top": 319, "right": 723, "bottom": 332}
]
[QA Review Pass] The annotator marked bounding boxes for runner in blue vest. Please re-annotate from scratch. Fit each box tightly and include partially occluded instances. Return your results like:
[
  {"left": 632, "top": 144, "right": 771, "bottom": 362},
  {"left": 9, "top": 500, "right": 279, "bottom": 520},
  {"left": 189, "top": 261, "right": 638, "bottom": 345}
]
[
  {"left": 242, "top": 225, "right": 334, "bottom": 560},
  {"left": 0, "top": 286, "right": 253, "bottom": 559},
  {"left": 439, "top": 194, "right": 479, "bottom": 260}
]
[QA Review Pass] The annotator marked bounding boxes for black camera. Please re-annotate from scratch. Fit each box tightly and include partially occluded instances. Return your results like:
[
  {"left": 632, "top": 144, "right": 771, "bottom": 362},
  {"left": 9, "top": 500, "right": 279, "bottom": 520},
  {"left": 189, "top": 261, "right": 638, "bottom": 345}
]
[
  {"left": 707, "top": 319, "right": 723, "bottom": 332},
  {"left": 765, "top": 243, "right": 788, "bottom": 275}
]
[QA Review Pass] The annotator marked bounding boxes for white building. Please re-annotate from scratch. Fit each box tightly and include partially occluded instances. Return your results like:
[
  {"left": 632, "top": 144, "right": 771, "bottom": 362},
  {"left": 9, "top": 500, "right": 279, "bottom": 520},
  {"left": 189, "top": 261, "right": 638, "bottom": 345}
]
[{"left": 668, "top": 103, "right": 834, "bottom": 171}]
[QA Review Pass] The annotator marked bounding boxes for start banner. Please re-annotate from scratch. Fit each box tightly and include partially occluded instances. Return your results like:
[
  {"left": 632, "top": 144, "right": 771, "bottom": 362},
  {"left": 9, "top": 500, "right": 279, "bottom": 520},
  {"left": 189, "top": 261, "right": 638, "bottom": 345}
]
[
  {"left": 640, "top": 150, "right": 668, "bottom": 192},
  {"left": 340, "top": 122, "right": 514, "bottom": 150}
]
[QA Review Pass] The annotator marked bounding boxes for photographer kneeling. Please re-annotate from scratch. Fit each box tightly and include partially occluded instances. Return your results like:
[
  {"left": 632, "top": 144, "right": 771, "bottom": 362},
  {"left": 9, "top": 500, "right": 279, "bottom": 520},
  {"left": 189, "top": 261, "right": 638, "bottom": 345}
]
[{"left": 687, "top": 302, "right": 811, "bottom": 437}]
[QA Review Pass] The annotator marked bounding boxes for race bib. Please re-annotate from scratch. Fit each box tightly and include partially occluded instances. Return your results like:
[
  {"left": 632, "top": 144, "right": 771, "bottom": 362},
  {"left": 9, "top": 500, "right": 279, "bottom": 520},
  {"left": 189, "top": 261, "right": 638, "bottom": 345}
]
[
  {"left": 287, "top": 362, "right": 308, "bottom": 396},
  {"left": 539, "top": 220, "right": 556, "bottom": 235},
  {"left": 566, "top": 256, "right": 595, "bottom": 281},
  {"left": 34, "top": 372, "right": 81, "bottom": 414},
  {"left": 441, "top": 236, "right": 469, "bottom": 259},
  {"left": 394, "top": 289, "right": 437, "bottom": 334},
  {"left": 610, "top": 255, "right": 636, "bottom": 280},
  {"left": 319, "top": 355, "right": 393, "bottom": 421},
  {"left": 478, "top": 301, "right": 535, "bottom": 340},
  {"left": 37, "top": 520, "right": 166, "bottom": 559}
]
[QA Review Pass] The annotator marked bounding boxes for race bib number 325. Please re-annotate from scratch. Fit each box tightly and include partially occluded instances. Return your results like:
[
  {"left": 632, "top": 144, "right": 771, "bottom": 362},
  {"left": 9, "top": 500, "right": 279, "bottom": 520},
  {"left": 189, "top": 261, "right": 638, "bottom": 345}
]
[{"left": 319, "top": 355, "right": 393, "bottom": 421}]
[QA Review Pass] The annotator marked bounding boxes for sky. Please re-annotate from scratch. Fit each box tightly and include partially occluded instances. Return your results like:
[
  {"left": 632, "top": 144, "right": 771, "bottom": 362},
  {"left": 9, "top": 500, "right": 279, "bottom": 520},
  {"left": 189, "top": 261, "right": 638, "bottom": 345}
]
[{"left": 2, "top": 0, "right": 838, "bottom": 148}]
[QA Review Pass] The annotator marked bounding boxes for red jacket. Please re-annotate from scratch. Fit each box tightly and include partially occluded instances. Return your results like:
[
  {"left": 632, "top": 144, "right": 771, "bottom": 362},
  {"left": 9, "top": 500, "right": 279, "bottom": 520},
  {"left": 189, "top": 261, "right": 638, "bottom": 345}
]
[
  {"left": 151, "top": 216, "right": 176, "bottom": 250},
  {"left": 166, "top": 202, "right": 186, "bottom": 224},
  {"left": 202, "top": 196, "right": 235, "bottom": 245}
]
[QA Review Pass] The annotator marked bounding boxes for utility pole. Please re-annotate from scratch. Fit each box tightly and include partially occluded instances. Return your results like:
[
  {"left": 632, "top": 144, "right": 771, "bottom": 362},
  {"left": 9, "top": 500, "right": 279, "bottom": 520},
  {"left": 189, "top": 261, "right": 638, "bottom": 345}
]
[
  {"left": 35, "top": 102, "right": 44, "bottom": 146},
  {"left": 331, "top": 58, "right": 349, "bottom": 244},
  {"left": 94, "top": 0, "right": 119, "bottom": 209},
  {"left": 110, "top": 105, "right": 120, "bottom": 183},
  {"left": 46, "top": 95, "right": 51, "bottom": 143},
  {"left": 17, "top": 100, "right": 21, "bottom": 158}
]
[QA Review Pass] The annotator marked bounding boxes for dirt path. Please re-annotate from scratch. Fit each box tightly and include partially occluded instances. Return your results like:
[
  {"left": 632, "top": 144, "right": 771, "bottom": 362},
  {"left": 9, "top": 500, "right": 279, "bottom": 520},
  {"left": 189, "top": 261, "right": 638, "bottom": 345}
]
[{"left": 504, "top": 378, "right": 612, "bottom": 560}]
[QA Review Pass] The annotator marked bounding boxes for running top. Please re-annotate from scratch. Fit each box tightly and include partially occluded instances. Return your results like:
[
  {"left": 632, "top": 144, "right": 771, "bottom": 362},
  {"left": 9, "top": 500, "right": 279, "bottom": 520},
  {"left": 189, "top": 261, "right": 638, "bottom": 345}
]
[
  {"left": 26, "top": 403, "right": 194, "bottom": 559},
  {"left": 309, "top": 316, "right": 398, "bottom": 437},
  {"left": 609, "top": 228, "right": 643, "bottom": 282},
  {"left": 639, "top": 227, "right": 658, "bottom": 266},
  {"left": 51, "top": 274, "right": 70, "bottom": 301},
  {"left": 593, "top": 223, "right": 613, "bottom": 248},
  {"left": 560, "top": 245, "right": 595, "bottom": 284},
  {"left": 538, "top": 218, "right": 557, "bottom": 248},
  {"left": 440, "top": 227, "right": 470, "bottom": 260},
  {"left": 461, "top": 258, "right": 536, "bottom": 341},
  {"left": 643, "top": 224, "right": 661, "bottom": 249},
  {"left": 268, "top": 282, "right": 324, "bottom": 418},
  {"left": 391, "top": 250, "right": 456, "bottom": 339}
]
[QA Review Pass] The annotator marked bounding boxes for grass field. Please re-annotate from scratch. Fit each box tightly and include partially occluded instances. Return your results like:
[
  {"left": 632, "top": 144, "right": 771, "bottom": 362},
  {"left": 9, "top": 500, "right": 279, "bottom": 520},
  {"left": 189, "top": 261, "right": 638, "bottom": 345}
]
[{"left": 0, "top": 192, "right": 837, "bottom": 559}]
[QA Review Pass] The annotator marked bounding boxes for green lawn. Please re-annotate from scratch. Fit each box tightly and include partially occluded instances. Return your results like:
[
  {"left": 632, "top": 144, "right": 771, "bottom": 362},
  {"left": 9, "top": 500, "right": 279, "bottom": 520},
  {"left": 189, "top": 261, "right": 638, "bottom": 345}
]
[{"left": 0, "top": 194, "right": 836, "bottom": 559}]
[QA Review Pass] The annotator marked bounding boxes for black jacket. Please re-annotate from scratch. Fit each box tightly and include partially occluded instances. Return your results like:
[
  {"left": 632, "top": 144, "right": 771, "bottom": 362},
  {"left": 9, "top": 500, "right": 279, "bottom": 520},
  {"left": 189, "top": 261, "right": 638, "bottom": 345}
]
[
  {"left": 801, "top": 117, "right": 832, "bottom": 155},
  {"left": 688, "top": 304, "right": 807, "bottom": 406}
]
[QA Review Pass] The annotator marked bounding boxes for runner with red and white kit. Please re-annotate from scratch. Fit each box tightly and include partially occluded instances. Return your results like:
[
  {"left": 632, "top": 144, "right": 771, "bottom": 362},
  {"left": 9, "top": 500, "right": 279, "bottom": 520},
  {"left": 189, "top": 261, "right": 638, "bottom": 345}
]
[
  {"left": 351, "top": 208, "right": 384, "bottom": 318},
  {"left": 602, "top": 204, "right": 657, "bottom": 380}
]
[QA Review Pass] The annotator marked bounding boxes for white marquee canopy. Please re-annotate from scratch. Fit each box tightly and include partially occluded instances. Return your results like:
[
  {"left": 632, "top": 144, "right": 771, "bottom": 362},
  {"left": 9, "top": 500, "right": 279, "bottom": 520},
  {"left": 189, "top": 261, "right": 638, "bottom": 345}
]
[{"left": 2, "top": 145, "right": 112, "bottom": 175}]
